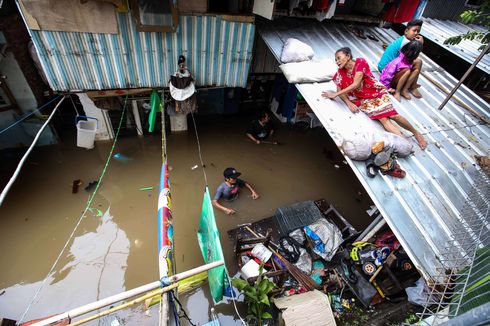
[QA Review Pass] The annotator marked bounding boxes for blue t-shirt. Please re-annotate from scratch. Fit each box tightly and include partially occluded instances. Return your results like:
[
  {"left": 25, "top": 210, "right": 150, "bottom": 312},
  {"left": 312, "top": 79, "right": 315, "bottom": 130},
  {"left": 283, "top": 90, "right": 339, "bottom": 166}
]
[
  {"left": 378, "top": 36, "right": 410, "bottom": 72},
  {"left": 214, "top": 179, "right": 245, "bottom": 201}
]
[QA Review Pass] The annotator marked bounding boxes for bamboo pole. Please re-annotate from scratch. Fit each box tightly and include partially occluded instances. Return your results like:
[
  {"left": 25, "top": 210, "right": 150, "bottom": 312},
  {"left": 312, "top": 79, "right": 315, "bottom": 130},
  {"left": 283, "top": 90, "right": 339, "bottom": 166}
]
[
  {"left": 68, "top": 283, "right": 178, "bottom": 326},
  {"left": 31, "top": 260, "right": 224, "bottom": 326},
  {"left": 421, "top": 71, "right": 490, "bottom": 125},
  {"left": 436, "top": 42, "right": 490, "bottom": 112}
]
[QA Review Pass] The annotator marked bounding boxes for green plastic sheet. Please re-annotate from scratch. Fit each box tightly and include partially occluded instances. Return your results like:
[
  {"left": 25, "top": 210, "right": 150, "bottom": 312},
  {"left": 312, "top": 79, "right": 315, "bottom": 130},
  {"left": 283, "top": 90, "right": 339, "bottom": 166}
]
[
  {"left": 148, "top": 90, "right": 162, "bottom": 133},
  {"left": 197, "top": 186, "right": 226, "bottom": 303}
]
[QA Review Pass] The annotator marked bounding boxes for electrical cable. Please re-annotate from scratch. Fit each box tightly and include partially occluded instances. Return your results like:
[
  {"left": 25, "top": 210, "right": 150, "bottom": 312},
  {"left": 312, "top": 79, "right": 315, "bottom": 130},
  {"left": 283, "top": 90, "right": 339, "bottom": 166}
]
[
  {"left": 68, "top": 94, "right": 80, "bottom": 116},
  {"left": 0, "top": 96, "right": 66, "bottom": 206},
  {"left": 0, "top": 95, "right": 61, "bottom": 135},
  {"left": 17, "top": 95, "right": 129, "bottom": 324}
]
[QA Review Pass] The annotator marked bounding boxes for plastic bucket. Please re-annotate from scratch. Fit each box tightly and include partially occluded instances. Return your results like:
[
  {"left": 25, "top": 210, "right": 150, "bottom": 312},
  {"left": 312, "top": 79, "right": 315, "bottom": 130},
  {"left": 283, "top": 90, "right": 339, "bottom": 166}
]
[
  {"left": 241, "top": 260, "right": 260, "bottom": 280},
  {"left": 169, "top": 113, "right": 188, "bottom": 132},
  {"left": 76, "top": 116, "right": 98, "bottom": 149}
]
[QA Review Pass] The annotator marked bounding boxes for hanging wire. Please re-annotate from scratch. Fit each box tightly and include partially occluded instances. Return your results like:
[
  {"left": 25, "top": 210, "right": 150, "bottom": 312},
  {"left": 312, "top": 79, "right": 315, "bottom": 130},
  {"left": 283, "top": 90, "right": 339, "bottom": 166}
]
[
  {"left": 0, "top": 95, "right": 61, "bottom": 135},
  {"left": 189, "top": 110, "right": 208, "bottom": 186},
  {"left": 161, "top": 91, "right": 167, "bottom": 164},
  {"left": 17, "top": 94, "right": 130, "bottom": 324},
  {"left": 188, "top": 107, "right": 246, "bottom": 324}
]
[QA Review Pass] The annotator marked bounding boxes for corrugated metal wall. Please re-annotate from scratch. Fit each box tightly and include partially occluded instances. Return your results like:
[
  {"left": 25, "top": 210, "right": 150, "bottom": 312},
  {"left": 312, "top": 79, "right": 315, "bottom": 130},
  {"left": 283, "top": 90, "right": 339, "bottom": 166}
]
[
  {"left": 30, "top": 13, "right": 255, "bottom": 91},
  {"left": 422, "top": 0, "right": 467, "bottom": 20}
]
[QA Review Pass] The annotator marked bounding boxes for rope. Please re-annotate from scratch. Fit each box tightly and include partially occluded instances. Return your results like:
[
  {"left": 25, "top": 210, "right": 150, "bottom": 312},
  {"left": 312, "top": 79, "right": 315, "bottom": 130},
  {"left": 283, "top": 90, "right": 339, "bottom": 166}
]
[
  {"left": 0, "top": 96, "right": 66, "bottom": 206},
  {"left": 17, "top": 94, "right": 129, "bottom": 324},
  {"left": 188, "top": 109, "right": 245, "bottom": 324},
  {"left": 171, "top": 290, "right": 196, "bottom": 326},
  {"left": 189, "top": 110, "right": 208, "bottom": 186},
  {"left": 0, "top": 95, "right": 61, "bottom": 135},
  {"left": 161, "top": 91, "right": 167, "bottom": 164}
]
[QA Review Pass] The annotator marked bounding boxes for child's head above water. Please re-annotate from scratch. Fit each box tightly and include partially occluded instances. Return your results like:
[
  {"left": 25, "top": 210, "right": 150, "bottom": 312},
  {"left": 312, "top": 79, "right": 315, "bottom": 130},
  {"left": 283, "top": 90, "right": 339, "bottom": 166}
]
[
  {"left": 405, "top": 19, "right": 423, "bottom": 40},
  {"left": 401, "top": 40, "right": 423, "bottom": 63}
]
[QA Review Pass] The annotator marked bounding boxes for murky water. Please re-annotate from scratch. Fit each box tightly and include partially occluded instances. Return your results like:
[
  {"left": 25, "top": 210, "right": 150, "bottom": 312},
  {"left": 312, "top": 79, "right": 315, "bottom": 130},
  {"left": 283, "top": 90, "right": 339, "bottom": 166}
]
[{"left": 0, "top": 116, "right": 372, "bottom": 325}]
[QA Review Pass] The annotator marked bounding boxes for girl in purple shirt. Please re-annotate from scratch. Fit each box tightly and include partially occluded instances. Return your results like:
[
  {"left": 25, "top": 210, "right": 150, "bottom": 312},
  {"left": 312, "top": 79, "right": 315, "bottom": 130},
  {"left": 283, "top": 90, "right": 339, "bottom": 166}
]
[{"left": 380, "top": 41, "right": 423, "bottom": 102}]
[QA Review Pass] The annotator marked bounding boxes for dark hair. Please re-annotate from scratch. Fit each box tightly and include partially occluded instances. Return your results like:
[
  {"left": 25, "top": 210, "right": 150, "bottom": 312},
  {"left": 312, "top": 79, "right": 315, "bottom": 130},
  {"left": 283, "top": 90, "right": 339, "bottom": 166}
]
[
  {"left": 335, "top": 47, "right": 352, "bottom": 59},
  {"left": 406, "top": 19, "right": 423, "bottom": 29},
  {"left": 258, "top": 111, "right": 269, "bottom": 120},
  {"left": 178, "top": 55, "right": 186, "bottom": 65},
  {"left": 401, "top": 40, "right": 423, "bottom": 63}
]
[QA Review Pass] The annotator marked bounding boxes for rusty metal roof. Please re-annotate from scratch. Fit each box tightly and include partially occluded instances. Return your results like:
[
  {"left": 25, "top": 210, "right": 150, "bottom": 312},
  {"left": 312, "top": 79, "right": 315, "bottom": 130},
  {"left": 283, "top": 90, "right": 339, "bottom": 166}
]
[
  {"left": 419, "top": 18, "right": 490, "bottom": 74},
  {"left": 257, "top": 18, "right": 490, "bottom": 282}
]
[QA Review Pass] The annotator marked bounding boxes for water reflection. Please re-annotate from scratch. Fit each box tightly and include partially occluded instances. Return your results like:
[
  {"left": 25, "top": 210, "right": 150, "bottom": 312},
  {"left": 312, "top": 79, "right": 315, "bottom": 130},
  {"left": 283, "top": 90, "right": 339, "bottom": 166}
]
[{"left": 0, "top": 208, "right": 130, "bottom": 322}]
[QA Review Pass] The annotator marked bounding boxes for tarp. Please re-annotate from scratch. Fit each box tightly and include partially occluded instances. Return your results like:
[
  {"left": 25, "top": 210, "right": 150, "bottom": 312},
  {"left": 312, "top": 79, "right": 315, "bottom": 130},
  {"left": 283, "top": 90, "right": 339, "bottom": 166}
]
[{"left": 197, "top": 187, "right": 226, "bottom": 303}]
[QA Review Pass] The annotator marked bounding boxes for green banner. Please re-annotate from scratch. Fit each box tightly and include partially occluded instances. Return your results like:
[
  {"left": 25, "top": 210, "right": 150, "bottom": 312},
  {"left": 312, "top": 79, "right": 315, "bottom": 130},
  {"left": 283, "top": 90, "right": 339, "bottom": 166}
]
[{"left": 197, "top": 186, "right": 226, "bottom": 303}]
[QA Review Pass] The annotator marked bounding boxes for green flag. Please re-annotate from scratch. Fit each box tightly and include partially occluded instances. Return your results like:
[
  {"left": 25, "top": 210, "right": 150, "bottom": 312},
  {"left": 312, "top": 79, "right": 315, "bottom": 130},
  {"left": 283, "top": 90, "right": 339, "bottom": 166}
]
[
  {"left": 148, "top": 90, "right": 161, "bottom": 133},
  {"left": 197, "top": 186, "right": 226, "bottom": 303}
]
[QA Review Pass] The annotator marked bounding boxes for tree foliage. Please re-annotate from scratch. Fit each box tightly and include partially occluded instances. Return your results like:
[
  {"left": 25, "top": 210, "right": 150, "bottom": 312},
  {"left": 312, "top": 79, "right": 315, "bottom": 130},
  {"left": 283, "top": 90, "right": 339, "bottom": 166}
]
[{"left": 444, "top": 0, "right": 490, "bottom": 54}]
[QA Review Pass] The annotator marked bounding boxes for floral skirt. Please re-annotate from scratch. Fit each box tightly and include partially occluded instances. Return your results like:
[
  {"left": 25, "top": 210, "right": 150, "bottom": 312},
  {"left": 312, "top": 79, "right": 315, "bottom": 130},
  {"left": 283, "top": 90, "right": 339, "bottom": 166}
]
[{"left": 359, "top": 94, "right": 397, "bottom": 120}]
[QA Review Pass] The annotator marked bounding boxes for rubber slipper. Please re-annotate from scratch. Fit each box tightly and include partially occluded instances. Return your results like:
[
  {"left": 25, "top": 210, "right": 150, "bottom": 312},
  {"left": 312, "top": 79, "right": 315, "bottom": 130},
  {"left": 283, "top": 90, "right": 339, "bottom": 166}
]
[{"left": 367, "top": 33, "right": 379, "bottom": 42}]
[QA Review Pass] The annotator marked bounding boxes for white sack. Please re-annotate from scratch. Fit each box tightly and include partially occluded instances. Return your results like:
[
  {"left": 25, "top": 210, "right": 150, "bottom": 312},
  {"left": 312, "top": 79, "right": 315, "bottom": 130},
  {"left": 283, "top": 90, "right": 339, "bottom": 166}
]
[
  {"left": 279, "top": 59, "right": 338, "bottom": 84},
  {"left": 280, "top": 38, "right": 315, "bottom": 63},
  {"left": 342, "top": 130, "right": 414, "bottom": 161}
]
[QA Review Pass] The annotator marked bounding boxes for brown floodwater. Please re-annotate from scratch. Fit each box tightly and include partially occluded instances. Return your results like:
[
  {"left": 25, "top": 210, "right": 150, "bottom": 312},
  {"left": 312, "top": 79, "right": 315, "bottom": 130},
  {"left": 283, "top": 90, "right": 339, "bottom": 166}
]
[{"left": 0, "top": 116, "right": 372, "bottom": 325}]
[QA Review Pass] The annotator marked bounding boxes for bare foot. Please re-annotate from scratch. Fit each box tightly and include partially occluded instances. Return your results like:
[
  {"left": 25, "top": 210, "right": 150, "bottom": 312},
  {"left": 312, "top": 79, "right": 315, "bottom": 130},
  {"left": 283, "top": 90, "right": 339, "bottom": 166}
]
[
  {"left": 394, "top": 92, "right": 402, "bottom": 102},
  {"left": 401, "top": 90, "right": 412, "bottom": 100},
  {"left": 415, "top": 133, "right": 427, "bottom": 150},
  {"left": 410, "top": 87, "right": 423, "bottom": 98}
]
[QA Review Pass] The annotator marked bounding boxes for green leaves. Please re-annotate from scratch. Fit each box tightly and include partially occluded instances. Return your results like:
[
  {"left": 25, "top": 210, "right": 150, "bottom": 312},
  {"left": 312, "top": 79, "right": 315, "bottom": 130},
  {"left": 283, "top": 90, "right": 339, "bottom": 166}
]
[{"left": 231, "top": 263, "right": 277, "bottom": 325}]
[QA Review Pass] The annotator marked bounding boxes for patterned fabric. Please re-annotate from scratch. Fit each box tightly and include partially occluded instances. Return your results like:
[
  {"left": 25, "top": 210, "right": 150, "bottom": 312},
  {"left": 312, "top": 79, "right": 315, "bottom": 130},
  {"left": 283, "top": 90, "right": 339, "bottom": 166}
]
[{"left": 333, "top": 58, "right": 397, "bottom": 120}]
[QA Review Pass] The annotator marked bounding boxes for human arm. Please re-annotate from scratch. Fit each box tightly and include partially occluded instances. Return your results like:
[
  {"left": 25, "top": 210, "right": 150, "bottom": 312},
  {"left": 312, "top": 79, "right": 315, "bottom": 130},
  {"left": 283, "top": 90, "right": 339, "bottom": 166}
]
[
  {"left": 244, "top": 182, "right": 259, "bottom": 199},
  {"left": 338, "top": 91, "right": 359, "bottom": 113},
  {"left": 246, "top": 132, "right": 260, "bottom": 144},
  {"left": 415, "top": 35, "right": 424, "bottom": 44},
  {"left": 212, "top": 199, "right": 236, "bottom": 215},
  {"left": 322, "top": 71, "right": 364, "bottom": 99}
]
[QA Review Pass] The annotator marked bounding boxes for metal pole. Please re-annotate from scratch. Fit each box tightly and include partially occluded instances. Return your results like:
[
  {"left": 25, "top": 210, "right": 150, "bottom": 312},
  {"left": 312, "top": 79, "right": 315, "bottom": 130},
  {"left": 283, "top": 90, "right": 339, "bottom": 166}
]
[
  {"left": 0, "top": 96, "right": 66, "bottom": 206},
  {"left": 437, "top": 42, "right": 490, "bottom": 111},
  {"left": 30, "top": 260, "right": 224, "bottom": 326}
]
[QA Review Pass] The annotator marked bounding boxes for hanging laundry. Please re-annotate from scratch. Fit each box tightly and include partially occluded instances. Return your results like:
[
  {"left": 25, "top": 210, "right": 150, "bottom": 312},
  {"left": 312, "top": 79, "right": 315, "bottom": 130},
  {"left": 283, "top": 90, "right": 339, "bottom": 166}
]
[
  {"left": 169, "top": 55, "right": 197, "bottom": 115},
  {"left": 383, "top": 0, "right": 421, "bottom": 24}
]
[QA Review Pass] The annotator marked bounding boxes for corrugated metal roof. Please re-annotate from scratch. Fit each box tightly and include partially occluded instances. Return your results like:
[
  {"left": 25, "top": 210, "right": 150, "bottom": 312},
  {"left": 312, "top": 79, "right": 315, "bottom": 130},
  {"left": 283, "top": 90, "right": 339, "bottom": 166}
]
[
  {"left": 29, "top": 13, "right": 255, "bottom": 91},
  {"left": 419, "top": 18, "right": 490, "bottom": 74},
  {"left": 421, "top": 0, "right": 467, "bottom": 21},
  {"left": 258, "top": 18, "right": 490, "bottom": 282}
]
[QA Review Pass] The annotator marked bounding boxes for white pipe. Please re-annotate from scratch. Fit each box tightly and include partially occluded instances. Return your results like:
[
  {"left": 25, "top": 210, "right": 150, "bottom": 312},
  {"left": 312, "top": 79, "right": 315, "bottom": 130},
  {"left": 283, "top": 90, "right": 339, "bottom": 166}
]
[
  {"left": 30, "top": 260, "right": 224, "bottom": 326},
  {"left": 0, "top": 96, "right": 66, "bottom": 206},
  {"left": 131, "top": 100, "right": 143, "bottom": 136}
]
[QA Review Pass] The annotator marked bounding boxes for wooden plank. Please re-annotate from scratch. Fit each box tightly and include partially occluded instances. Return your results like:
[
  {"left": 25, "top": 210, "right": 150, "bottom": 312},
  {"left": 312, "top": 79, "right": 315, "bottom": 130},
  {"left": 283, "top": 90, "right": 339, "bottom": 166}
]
[
  {"left": 20, "top": 0, "right": 118, "bottom": 34},
  {"left": 85, "top": 88, "right": 153, "bottom": 98}
]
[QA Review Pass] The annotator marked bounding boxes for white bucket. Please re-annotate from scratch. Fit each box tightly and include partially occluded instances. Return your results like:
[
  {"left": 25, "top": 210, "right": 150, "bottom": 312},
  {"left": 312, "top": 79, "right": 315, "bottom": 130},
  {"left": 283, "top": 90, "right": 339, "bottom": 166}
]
[
  {"left": 169, "top": 113, "right": 188, "bottom": 132},
  {"left": 76, "top": 118, "right": 98, "bottom": 149},
  {"left": 241, "top": 260, "right": 260, "bottom": 280},
  {"left": 252, "top": 243, "right": 273, "bottom": 263}
]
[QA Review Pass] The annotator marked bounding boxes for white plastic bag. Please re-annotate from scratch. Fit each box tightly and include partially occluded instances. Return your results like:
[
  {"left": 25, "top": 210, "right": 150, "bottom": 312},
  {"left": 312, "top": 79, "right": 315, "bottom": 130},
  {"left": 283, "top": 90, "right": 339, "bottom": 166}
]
[
  {"left": 280, "top": 38, "right": 315, "bottom": 63},
  {"left": 342, "top": 130, "right": 413, "bottom": 161},
  {"left": 279, "top": 59, "right": 338, "bottom": 84}
]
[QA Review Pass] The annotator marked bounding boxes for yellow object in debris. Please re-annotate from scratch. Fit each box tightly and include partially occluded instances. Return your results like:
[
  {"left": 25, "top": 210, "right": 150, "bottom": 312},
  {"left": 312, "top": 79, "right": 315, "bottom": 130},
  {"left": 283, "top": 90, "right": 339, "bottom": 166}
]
[{"left": 371, "top": 141, "right": 385, "bottom": 154}]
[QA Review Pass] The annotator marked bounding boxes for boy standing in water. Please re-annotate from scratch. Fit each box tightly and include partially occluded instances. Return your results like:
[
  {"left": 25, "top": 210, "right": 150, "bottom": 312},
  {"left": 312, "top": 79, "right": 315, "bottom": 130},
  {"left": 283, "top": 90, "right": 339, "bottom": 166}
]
[
  {"left": 212, "top": 167, "right": 259, "bottom": 215},
  {"left": 378, "top": 20, "right": 424, "bottom": 99}
]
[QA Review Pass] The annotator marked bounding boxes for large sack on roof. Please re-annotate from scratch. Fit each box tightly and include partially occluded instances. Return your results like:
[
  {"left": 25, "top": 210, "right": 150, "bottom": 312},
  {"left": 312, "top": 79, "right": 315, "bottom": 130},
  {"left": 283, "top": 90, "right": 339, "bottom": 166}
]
[
  {"left": 342, "top": 131, "right": 413, "bottom": 160},
  {"left": 279, "top": 59, "right": 338, "bottom": 84},
  {"left": 280, "top": 38, "right": 315, "bottom": 63}
]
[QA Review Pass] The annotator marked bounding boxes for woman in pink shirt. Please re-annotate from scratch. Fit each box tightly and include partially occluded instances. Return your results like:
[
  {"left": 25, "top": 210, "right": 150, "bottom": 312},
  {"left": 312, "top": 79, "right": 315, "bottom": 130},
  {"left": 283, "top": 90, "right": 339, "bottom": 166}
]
[{"left": 380, "top": 41, "right": 423, "bottom": 102}]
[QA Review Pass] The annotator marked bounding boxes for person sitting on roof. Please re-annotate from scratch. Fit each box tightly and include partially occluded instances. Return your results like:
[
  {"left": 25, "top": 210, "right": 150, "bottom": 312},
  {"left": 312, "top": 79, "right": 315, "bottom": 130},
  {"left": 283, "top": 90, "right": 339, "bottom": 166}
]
[
  {"left": 212, "top": 167, "right": 259, "bottom": 215},
  {"left": 380, "top": 40, "right": 424, "bottom": 102},
  {"left": 378, "top": 19, "right": 424, "bottom": 99},
  {"left": 246, "top": 111, "right": 275, "bottom": 145},
  {"left": 322, "top": 47, "right": 427, "bottom": 149}
]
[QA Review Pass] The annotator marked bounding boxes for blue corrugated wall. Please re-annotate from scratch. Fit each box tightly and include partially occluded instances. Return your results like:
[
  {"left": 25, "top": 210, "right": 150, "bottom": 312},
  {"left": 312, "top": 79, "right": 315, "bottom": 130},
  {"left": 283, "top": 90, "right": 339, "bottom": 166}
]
[{"left": 30, "top": 13, "right": 255, "bottom": 91}]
